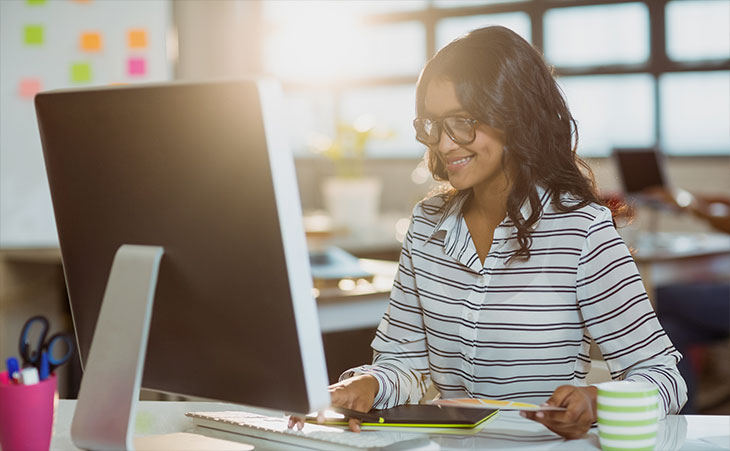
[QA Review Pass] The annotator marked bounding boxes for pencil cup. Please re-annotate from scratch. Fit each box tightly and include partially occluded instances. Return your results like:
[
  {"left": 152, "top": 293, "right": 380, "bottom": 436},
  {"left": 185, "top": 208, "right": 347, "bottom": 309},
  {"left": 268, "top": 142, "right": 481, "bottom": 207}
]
[
  {"left": 597, "top": 381, "right": 659, "bottom": 451},
  {"left": 0, "top": 371, "right": 57, "bottom": 451}
]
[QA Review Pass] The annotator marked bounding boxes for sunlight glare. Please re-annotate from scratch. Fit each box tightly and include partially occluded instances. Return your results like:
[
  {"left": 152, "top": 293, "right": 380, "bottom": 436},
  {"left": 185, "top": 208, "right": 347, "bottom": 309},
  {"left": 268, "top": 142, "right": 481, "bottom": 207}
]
[{"left": 264, "top": 2, "right": 362, "bottom": 82}]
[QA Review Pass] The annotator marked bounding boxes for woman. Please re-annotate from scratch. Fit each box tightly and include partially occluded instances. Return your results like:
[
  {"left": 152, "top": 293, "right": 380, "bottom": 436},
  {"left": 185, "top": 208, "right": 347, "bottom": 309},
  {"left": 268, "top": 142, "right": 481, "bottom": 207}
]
[{"left": 293, "top": 26, "right": 686, "bottom": 439}]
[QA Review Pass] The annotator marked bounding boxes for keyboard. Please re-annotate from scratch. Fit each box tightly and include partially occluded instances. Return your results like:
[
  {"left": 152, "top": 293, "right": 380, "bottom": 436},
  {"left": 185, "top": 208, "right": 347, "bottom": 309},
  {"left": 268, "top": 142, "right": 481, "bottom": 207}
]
[{"left": 186, "top": 411, "right": 431, "bottom": 450}]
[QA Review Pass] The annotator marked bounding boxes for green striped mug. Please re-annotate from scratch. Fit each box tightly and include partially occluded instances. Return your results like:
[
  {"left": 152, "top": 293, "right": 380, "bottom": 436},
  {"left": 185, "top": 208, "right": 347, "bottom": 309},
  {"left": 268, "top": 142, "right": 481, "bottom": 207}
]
[{"left": 597, "top": 381, "right": 659, "bottom": 451}]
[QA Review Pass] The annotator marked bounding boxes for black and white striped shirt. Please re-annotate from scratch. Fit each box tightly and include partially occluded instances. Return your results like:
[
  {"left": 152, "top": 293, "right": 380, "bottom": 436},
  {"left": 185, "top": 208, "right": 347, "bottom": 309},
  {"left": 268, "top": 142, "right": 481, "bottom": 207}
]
[{"left": 344, "top": 186, "right": 686, "bottom": 417}]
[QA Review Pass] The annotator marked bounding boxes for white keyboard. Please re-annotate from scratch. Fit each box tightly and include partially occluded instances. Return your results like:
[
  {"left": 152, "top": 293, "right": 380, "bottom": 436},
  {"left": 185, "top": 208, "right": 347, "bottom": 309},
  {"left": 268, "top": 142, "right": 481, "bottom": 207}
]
[{"left": 186, "top": 411, "right": 431, "bottom": 450}]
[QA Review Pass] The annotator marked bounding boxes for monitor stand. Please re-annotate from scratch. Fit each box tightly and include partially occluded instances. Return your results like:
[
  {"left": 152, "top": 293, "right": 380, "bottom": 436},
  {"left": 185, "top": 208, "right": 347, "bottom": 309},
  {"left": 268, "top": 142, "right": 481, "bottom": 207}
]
[{"left": 70, "top": 244, "right": 164, "bottom": 450}]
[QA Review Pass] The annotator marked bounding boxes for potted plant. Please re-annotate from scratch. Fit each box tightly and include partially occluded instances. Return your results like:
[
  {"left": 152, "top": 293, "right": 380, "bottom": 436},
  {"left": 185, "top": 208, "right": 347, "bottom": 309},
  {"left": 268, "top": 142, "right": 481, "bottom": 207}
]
[{"left": 311, "top": 116, "right": 387, "bottom": 233}]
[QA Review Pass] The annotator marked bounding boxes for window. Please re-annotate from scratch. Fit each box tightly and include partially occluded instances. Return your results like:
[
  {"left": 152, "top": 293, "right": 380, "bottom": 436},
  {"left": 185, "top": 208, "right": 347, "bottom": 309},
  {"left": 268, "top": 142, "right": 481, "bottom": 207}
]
[
  {"left": 544, "top": 3, "right": 649, "bottom": 67},
  {"left": 559, "top": 75, "right": 655, "bottom": 156},
  {"left": 666, "top": 0, "right": 730, "bottom": 62},
  {"left": 433, "top": 0, "right": 528, "bottom": 8},
  {"left": 261, "top": 0, "right": 730, "bottom": 157},
  {"left": 263, "top": 9, "right": 424, "bottom": 82},
  {"left": 660, "top": 71, "right": 730, "bottom": 155},
  {"left": 436, "top": 12, "right": 531, "bottom": 49},
  {"left": 339, "top": 85, "right": 418, "bottom": 157}
]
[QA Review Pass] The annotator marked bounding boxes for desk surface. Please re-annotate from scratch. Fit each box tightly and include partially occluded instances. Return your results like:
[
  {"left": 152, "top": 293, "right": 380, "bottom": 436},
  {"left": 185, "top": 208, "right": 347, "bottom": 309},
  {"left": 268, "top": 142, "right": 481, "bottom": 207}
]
[
  {"left": 629, "top": 232, "right": 730, "bottom": 262},
  {"left": 52, "top": 400, "right": 730, "bottom": 450}
]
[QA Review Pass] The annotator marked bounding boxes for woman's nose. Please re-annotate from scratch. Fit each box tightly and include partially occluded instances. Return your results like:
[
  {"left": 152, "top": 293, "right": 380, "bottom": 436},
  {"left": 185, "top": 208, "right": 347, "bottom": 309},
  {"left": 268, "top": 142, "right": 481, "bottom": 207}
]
[{"left": 437, "top": 129, "right": 459, "bottom": 153}]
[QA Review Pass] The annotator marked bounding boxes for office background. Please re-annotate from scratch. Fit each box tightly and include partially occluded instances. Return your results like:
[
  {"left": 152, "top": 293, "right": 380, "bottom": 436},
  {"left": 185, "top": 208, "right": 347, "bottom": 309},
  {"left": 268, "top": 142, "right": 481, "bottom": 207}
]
[{"left": 1, "top": 0, "right": 728, "bottom": 414}]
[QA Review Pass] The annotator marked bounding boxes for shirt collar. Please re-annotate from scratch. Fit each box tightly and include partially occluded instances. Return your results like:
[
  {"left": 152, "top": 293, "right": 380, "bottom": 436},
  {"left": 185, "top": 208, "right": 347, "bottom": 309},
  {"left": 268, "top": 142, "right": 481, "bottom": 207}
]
[{"left": 427, "top": 185, "right": 551, "bottom": 242}]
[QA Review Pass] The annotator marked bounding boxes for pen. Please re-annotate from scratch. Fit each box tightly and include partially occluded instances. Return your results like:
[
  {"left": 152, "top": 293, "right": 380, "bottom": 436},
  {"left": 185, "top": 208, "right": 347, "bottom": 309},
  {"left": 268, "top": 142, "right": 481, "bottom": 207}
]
[
  {"left": 39, "top": 350, "right": 50, "bottom": 381},
  {"left": 331, "top": 406, "right": 385, "bottom": 424},
  {"left": 6, "top": 357, "right": 20, "bottom": 384}
]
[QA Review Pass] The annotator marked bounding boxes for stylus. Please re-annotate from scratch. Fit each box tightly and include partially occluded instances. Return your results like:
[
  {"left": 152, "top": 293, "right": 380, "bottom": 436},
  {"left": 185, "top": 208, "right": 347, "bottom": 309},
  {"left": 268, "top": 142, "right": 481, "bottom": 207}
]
[{"left": 330, "top": 406, "right": 385, "bottom": 424}]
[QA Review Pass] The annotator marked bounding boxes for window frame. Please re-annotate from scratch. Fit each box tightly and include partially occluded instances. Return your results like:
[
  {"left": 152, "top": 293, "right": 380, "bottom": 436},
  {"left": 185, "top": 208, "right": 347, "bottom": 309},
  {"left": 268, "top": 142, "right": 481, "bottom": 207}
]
[{"left": 274, "top": 0, "right": 729, "bottom": 158}]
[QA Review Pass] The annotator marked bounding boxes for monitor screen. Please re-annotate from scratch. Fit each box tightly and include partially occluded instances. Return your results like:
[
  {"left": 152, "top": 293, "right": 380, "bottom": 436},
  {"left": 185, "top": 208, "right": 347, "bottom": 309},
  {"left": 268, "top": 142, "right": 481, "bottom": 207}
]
[
  {"left": 613, "top": 147, "right": 668, "bottom": 195},
  {"left": 35, "top": 80, "right": 330, "bottom": 415}
]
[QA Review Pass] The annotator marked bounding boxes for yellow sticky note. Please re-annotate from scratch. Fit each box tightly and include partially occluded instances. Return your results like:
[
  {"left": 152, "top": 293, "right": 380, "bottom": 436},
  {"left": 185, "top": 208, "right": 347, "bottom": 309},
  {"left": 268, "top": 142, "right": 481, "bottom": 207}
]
[
  {"left": 71, "top": 63, "right": 92, "bottom": 83},
  {"left": 80, "top": 32, "right": 102, "bottom": 52},
  {"left": 127, "top": 29, "right": 147, "bottom": 49},
  {"left": 24, "top": 25, "right": 44, "bottom": 45}
]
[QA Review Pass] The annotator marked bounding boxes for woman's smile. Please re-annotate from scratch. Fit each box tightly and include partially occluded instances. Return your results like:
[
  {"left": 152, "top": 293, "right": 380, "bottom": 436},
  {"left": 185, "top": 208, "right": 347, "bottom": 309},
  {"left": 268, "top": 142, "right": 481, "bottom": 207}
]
[{"left": 445, "top": 154, "right": 475, "bottom": 171}]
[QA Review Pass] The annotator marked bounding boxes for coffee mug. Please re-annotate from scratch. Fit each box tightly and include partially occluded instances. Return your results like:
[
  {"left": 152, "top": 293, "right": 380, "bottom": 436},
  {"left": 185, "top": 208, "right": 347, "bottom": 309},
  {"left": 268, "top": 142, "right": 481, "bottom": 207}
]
[{"left": 597, "top": 381, "right": 659, "bottom": 451}]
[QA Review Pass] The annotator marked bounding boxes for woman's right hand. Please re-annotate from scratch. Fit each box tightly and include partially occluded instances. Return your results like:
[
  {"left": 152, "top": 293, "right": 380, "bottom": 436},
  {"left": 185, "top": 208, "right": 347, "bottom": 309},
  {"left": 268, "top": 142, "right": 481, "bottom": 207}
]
[{"left": 287, "top": 374, "right": 379, "bottom": 433}]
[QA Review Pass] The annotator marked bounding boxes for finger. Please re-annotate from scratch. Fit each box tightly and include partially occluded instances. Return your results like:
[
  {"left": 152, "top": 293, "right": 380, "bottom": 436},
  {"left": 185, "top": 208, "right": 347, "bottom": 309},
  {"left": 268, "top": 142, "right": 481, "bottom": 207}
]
[
  {"left": 329, "top": 386, "right": 347, "bottom": 405},
  {"left": 546, "top": 385, "right": 574, "bottom": 407},
  {"left": 288, "top": 416, "right": 300, "bottom": 428},
  {"left": 349, "top": 417, "right": 361, "bottom": 433},
  {"left": 541, "top": 391, "right": 590, "bottom": 429}
]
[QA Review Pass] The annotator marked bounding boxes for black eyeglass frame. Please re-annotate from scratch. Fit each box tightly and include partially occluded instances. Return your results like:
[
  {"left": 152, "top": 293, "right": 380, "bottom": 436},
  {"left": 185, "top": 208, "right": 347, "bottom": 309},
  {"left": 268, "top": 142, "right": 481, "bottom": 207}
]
[{"left": 413, "top": 116, "right": 479, "bottom": 147}]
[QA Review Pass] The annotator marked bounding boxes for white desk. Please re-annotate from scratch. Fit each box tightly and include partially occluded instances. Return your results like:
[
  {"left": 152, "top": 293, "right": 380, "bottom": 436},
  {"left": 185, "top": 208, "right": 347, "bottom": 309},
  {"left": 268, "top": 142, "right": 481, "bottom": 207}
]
[{"left": 51, "top": 400, "right": 730, "bottom": 450}]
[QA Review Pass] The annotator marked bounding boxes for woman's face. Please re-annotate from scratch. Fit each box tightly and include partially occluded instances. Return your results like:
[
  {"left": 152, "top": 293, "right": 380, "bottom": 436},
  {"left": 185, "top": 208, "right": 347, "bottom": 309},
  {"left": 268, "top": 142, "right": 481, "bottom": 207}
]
[{"left": 424, "top": 78, "right": 508, "bottom": 193}]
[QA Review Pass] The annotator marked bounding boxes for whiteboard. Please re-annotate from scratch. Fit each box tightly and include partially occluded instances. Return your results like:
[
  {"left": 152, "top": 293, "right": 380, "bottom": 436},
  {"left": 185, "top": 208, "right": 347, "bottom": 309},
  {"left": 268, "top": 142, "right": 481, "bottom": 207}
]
[{"left": 0, "top": 0, "right": 172, "bottom": 247}]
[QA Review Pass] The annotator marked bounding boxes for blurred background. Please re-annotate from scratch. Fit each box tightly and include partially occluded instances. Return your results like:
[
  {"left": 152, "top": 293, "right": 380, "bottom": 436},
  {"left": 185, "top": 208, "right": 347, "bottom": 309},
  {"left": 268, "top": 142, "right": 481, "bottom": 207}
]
[{"left": 1, "top": 0, "right": 728, "bottom": 414}]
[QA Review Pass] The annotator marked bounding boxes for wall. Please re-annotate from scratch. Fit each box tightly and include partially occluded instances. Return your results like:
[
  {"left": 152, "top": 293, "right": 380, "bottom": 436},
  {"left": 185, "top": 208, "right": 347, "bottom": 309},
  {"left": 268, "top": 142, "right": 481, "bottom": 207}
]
[{"left": 0, "top": 0, "right": 172, "bottom": 247}]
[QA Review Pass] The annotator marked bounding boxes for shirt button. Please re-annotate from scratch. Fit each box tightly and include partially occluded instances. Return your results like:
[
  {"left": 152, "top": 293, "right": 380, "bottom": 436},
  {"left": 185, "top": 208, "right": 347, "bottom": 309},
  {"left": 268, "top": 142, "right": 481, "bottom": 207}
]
[{"left": 467, "top": 312, "right": 474, "bottom": 321}]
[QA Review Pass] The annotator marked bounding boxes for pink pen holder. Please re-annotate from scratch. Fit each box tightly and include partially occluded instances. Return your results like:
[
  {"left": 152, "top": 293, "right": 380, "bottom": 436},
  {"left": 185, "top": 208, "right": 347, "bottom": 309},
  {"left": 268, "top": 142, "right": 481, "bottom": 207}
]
[{"left": 0, "top": 371, "right": 57, "bottom": 451}]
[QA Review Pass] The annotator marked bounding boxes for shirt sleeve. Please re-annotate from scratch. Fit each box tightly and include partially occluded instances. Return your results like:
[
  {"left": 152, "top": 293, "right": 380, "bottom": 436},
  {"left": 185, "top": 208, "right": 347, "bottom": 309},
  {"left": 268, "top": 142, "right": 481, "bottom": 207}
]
[
  {"left": 576, "top": 207, "right": 687, "bottom": 417},
  {"left": 340, "top": 210, "right": 430, "bottom": 409}
]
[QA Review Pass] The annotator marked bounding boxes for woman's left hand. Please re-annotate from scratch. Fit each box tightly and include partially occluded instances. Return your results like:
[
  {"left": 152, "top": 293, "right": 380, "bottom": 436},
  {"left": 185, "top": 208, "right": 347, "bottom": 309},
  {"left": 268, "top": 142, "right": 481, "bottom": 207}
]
[{"left": 520, "top": 385, "right": 597, "bottom": 440}]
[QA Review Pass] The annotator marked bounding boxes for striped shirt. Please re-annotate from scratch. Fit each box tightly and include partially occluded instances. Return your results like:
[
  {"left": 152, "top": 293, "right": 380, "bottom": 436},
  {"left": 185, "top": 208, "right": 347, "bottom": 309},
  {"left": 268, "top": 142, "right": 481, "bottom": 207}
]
[{"left": 343, "top": 186, "right": 686, "bottom": 417}]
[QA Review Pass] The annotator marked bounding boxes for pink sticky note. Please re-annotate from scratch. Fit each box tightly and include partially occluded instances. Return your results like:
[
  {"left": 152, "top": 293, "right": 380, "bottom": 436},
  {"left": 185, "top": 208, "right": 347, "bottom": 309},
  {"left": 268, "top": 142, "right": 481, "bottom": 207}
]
[
  {"left": 19, "top": 78, "right": 42, "bottom": 98},
  {"left": 127, "top": 57, "right": 146, "bottom": 76}
]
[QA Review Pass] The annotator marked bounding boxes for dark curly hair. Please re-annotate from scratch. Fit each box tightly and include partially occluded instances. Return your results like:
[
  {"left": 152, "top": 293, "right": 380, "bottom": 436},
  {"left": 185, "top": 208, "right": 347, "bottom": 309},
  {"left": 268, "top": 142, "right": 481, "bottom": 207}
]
[{"left": 416, "top": 26, "right": 604, "bottom": 262}]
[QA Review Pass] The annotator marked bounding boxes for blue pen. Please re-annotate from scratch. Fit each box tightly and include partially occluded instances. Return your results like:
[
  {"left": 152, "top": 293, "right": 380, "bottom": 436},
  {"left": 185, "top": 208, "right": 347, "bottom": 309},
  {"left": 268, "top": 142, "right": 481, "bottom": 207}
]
[
  {"left": 5, "top": 357, "right": 20, "bottom": 383},
  {"left": 39, "top": 350, "right": 50, "bottom": 381}
]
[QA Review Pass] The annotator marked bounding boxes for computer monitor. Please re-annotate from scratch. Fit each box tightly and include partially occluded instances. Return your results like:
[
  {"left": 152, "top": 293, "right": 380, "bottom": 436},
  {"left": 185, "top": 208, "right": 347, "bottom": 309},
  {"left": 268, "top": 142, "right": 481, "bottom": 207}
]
[{"left": 35, "top": 81, "right": 330, "bottom": 417}]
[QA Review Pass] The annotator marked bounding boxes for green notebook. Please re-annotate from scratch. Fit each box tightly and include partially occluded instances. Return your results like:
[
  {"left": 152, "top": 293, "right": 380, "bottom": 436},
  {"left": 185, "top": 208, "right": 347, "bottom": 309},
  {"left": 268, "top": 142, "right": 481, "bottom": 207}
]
[{"left": 309, "top": 405, "right": 499, "bottom": 429}]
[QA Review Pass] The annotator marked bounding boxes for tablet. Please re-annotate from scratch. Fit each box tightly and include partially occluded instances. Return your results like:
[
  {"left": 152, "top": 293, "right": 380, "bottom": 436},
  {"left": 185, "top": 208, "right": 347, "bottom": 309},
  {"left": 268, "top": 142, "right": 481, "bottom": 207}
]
[{"left": 308, "top": 405, "right": 499, "bottom": 429}]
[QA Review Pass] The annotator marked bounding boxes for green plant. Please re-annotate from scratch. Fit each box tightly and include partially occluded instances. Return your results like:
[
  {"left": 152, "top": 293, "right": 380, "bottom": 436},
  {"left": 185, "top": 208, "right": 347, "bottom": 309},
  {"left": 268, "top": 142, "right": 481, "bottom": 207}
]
[{"left": 311, "top": 116, "right": 392, "bottom": 178}]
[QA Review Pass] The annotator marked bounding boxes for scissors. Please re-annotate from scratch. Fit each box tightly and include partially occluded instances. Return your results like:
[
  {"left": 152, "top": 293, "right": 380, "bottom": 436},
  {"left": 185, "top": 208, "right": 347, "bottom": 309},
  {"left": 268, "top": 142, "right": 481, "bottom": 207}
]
[{"left": 18, "top": 315, "right": 74, "bottom": 376}]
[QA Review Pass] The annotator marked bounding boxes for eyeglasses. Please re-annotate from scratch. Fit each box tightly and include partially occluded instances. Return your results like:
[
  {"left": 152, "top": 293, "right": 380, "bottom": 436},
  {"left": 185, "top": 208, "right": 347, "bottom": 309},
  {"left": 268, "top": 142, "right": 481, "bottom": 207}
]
[{"left": 413, "top": 116, "right": 479, "bottom": 146}]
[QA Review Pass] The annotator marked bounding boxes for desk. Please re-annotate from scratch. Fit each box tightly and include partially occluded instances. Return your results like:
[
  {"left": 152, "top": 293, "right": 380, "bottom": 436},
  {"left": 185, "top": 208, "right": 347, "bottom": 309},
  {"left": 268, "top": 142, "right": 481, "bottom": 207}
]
[
  {"left": 51, "top": 400, "right": 730, "bottom": 450},
  {"left": 626, "top": 232, "right": 730, "bottom": 302}
]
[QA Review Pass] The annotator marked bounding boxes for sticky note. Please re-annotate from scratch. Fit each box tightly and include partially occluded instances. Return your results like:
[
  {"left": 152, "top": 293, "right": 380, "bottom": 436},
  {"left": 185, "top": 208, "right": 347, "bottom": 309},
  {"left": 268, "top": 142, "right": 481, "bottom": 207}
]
[
  {"left": 128, "top": 29, "right": 147, "bottom": 49},
  {"left": 24, "top": 25, "right": 44, "bottom": 45},
  {"left": 19, "top": 78, "right": 42, "bottom": 99},
  {"left": 71, "top": 63, "right": 92, "bottom": 83},
  {"left": 26, "top": 0, "right": 47, "bottom": 5},
  {"left": 80, "top": 32, "right": 102, "bottom": 52},
  {"left": 127, "top": 57, "right": 146, "bottom": 77}
]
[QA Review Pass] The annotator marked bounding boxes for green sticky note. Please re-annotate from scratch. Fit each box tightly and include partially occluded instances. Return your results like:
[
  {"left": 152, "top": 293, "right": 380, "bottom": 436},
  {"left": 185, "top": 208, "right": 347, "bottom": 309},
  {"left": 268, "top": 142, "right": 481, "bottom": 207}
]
[
  {"left": 71, "top": 63, "right": 92, "bottom": 83},
  {"left": 26, "top": 0, "right": 47, "bottom": 5},
  {"left": 24, "top": 25, "right": 44, "bottom": 45}
]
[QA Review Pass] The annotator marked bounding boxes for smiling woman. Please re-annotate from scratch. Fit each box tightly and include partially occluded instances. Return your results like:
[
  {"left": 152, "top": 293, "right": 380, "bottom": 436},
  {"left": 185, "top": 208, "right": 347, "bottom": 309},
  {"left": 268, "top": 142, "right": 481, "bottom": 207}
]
[{"left": 293, "top": 26, "right": 688, "bottom": 440}]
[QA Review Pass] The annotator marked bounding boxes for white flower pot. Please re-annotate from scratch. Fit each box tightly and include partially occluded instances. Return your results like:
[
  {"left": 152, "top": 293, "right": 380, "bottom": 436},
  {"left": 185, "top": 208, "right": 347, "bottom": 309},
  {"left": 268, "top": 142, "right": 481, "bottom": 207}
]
[{"left": 322, "top": 177, "right": 382, "bottom": 233}]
